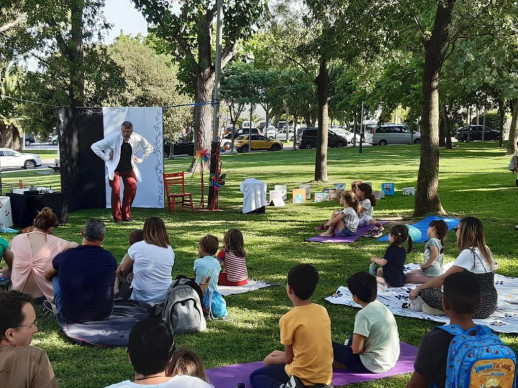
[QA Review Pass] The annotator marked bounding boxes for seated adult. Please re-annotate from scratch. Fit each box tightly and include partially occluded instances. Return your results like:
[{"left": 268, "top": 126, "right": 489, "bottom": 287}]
[
  {"left": 10, "top": 207, "right": 77, "bottom": 301},
  {"left": 119, "top": 217, "right": 174, "bottom": 305},
  {"left": 409, "top": 216, "right": 497, "bottom": 318},
  {"left": 0, "top": 290, "right": 57, "bottom": 388},
  {"left": 44, "top": 219, "right": 117, "bottom": 323},
  {"left": 105, "top": 318, "right": 211, "bottom": 388}
]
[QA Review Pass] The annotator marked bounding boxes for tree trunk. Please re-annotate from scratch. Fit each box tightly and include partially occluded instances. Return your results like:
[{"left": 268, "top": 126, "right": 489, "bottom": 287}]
[
  {"left": 439, "top": 108, "right": 446, "bottom": 148},
  {"left": 414, "top": 1, "right": 455, "bottom": 217},
  {"left": 189, "top": 68, "right": 215, "bottom": 172},
  {"left": 442, "top": 105, "right": 453, "bottom": 149},
  {"left": 507, "top": 99, "right": 518, "bottom": 155},
  {"left": 293, "top": 112, "right": 298, "bottom": 150},
  {"left": 314, "top": 58, "right": 329, "bottom": 182},
  {"left": 69, "top": 0, "right": 85, "bottom": 107},
  {"left": 498, "top": 98, "right": 505, "bottom": 149}
]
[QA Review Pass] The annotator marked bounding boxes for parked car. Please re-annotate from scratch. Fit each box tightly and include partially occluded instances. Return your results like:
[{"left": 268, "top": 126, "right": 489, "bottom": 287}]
[
  {"left": 276, "top": 127, "right": 295, "bottom": 141},
  {"left": 372, "top": 124, "right": 421, "bottom": 146},
  {"left": 24, "top": 133, "right": 35, "bottom": 146},
  {"left": 455, "top": 125, "right": 500, "bottom": 141},
  {"left": 277, "top": 120, "right": 287, "bottom": 130},
  {"left": 265, "top": 125, "right": 277, "bottom": 138},
  {"left": 332, "top": 128, "right": 361, "bottom": 144},
  {"left": 0, "top": 148, "right": 42, "bottom": 169},
  {"left": 234, "top": 134, "right": 283, "bottom": 152},
  {"left": 165, "top": 137, "right": 195, "bottom": 156},
  {"left": 298, "top": 128, "right": 348, "bottom": 149},
  {"left": 50, "top": 135, "right": 58, "bottom": 145},
  {"left": 241, "top": 121, "right": 255, "bottom": 130},
  {"left": 224, "top": 128, "right": 260, "bottom": 140}
]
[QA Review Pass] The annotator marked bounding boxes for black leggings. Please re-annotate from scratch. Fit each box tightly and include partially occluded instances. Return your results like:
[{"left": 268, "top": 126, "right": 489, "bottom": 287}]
[{"left": 420, "top": 271, "right": 497, "bottom": 319}]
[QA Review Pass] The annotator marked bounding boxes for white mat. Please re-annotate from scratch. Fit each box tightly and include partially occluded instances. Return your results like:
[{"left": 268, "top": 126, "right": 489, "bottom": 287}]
[
  {"left": 218, "top": 279, "right": 276, "bottom": 296},
  {"left": 325, "top": 264, "right": 518, "bottom": 334}
]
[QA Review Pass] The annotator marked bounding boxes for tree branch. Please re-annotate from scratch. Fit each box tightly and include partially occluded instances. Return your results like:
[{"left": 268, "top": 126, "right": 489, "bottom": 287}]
[{"left": 0, "top": 14, "right": 27, "bottom": 34}]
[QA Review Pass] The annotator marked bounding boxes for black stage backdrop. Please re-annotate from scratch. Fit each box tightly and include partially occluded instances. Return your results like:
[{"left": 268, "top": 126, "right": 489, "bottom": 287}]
[{"left": 58, "top": 108, "right": 106, "bottom": 212}]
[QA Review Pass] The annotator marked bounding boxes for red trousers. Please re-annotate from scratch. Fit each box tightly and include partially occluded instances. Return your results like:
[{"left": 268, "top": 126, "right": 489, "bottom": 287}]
[{"left": 109, "top": 169, "right": 137, "bottom": 221}]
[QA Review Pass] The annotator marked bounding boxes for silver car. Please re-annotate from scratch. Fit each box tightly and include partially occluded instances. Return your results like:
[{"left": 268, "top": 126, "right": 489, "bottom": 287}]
[
  {"left": 372, "top": 124, "right": 421, "bottom": 146},
  {"left": 0, "top": 148, "right": 43, "bottom": 169}
]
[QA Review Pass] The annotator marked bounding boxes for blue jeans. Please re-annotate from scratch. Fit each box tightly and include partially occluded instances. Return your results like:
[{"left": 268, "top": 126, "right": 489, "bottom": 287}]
[
  {"left": 52, "top": 276, "right": 63, "bottom": 312},
  {"left": 250, "top": 364, "right": 289, "bottom": 388},
  {"left": 332, "top": 336, "right": 372, "bottom": 373}
]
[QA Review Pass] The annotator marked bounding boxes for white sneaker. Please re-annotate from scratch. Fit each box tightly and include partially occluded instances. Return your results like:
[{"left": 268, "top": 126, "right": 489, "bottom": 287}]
[{"left": 422, "top": 302, "right": 445, "bottom": 316}]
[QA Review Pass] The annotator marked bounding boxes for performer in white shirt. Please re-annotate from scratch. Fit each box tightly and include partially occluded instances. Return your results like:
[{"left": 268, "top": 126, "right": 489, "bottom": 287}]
[{"left": 91, "top": 121, "right": 153, "bottom": 222}]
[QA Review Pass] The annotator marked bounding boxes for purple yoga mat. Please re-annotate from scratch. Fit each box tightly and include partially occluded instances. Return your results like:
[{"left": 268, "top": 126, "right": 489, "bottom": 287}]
[
  {"left": 206, "top": 341, "right": 417, "bottom": 388},
  {"left": 306, "top": 223, "right": 380, "bottom": 243}
]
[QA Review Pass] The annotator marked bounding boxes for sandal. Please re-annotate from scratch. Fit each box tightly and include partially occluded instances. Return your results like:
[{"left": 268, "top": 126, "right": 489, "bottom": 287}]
[{"left": 314, "top": 223, "right": 326, "bottom": 231}]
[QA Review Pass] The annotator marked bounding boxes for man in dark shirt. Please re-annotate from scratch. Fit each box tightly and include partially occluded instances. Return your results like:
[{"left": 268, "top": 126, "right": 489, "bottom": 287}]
[
  {"left": 44, "top": 219, "right": 117, "bottom": 323},
  {"left": 406, "top": 272, "right": 481, "bottom": 388},
  {"left": 91, "top": 121, "right": 153, "bottom": 222}
]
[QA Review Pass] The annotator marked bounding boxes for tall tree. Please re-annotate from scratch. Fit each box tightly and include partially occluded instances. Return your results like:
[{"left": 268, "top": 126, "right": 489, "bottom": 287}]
[{"left": 132, "top": 0, "right": 266, "bottom": 163}]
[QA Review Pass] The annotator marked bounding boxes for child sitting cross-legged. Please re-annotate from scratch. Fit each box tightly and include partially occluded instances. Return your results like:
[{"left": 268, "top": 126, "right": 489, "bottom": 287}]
[
  {"left": 369, "top": 224, "right": 412, "bottom": 287},
  {"left": 250, "top": 264, "right": 333, "bottom": 388},
  {"left": 193, "top": 235, "right": 221, "bottom": 293},
  {"left": 333, "top": 272, "right": 400, "bottom": 374},
  {"left": 316, "top": 190, "right": 360, "bottom": 238}
]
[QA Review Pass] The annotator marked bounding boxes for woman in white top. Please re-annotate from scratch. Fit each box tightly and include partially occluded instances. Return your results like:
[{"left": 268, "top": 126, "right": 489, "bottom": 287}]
[
  {"left": 120, "top": 217, "right": 174, "bottom": 305},
  {"left": 409, "top": 216, "right": 497, "bottom": 318}
]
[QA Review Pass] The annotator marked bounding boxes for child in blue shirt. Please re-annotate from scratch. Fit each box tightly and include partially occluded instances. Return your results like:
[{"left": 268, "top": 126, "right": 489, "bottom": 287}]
[{"left": 193, "top": 234, "right": 221, "bottom": 292}]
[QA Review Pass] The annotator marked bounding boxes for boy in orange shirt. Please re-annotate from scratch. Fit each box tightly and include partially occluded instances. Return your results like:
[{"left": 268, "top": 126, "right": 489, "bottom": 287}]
[{"left": 250, "top": 264, "right": 333, "bottom": 387}]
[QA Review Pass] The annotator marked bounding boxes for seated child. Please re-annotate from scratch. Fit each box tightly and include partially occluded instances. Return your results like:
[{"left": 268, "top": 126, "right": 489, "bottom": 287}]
[
  {"left": 333, "top": 272, "right": 400, "bottom": 373},
  {"left": 406, "top": 272, "right": 486, "bottom": 388},
  {"left": 194, "top": 235, "right": 221, "bottom": 293},
  {"left": 0, "top": 236, "right": 13, "bottom": 284},
  {"left": 369, "top": 224, "right": 412, "bottom": 287},
  {"left": 250, "top": 264, "right": 333, "bottom": 388},
  {"left": 316, "top": 191, "right": 360, "bottom": 238},
  {"left": 355, "top": 183, "right": 384, "bottom": 238},
  {"left": 406, "top": 220, "right": 448, "bottom": 284},
  {"left": 166, "top": 346, "right": 209, "bottom": 383},
  {"left": 114, "top": 229, "right": 144, "bottom": 298},
  {"left": 217, "top": 228, "right": 248, "bottom": 286}
]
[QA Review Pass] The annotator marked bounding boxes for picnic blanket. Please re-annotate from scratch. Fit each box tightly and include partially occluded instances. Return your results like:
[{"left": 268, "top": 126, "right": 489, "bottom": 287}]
[
  {"left": 325, "top": 263, "right": 518, "bottom": 334},
  {"left": 218, "top": 279, "right": 277, "bottom": 297},
  {"left": 377, "top": 215, "right": 459, "bottom": 243},
  {"left": 306, "top": 223, "right": 382, "bottom": 243},
  {"left": 56, "top": 300, "right": 151, "bottom": 347},
  {"left": 206, "top": 342, "right": 417, "bottom": 388}
]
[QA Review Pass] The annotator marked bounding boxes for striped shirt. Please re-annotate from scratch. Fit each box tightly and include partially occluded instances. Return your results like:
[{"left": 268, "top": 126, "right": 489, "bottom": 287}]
[{"left": 217, "top": 249, "right": 248, "bottom": 282}]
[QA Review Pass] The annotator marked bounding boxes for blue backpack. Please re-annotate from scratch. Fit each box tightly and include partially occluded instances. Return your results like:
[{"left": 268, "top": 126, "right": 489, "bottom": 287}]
[{"left": 438, "top": 324, "right": 517, "bottom": 388}]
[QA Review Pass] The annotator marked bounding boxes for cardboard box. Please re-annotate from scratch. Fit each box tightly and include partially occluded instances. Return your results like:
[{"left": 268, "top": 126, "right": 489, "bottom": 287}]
[
  {"left": 382, "top": 182, "right": 395, "bottom": 196},
  {"left": 292, "top": 189, "right": 306, "bottom": 204},
  {"left": 269, "top": 190, "right": 286, "bottom": 206},
  {"left": 274, "top": 185, "right": 287, "bottom": 200},
  {"left": 314, "top": 192, "right": 325, "bottom": 203},
  {"left": 299, "top": 184, "right": 311, "bottom": 200},
  {"left": 402, "top": 187, "right": 415, "bottom": 196}
]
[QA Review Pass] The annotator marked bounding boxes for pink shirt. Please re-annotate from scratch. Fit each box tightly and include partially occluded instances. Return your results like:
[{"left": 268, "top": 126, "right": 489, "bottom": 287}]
[{"left": 11, "top": 232, "right": 68, "bottom": 300}]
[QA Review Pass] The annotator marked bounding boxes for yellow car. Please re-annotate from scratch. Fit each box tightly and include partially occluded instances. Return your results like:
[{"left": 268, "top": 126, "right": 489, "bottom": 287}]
[{"left": 235, "top": 135, "right": 283, "bottom": 152}]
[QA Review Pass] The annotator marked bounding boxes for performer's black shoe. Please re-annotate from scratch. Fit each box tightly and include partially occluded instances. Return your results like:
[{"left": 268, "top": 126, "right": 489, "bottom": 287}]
[
  {"left": 114, "top": 219, "right": 123, "bottom": 223},
  {"left": 123, "top": 218, "right": 136, "bottom": 223}
]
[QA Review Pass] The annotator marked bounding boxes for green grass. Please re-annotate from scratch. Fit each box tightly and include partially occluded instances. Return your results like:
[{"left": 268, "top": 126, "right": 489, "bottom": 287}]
[{"left": 2, "top": 141, "right": 517, "bottom": 387}]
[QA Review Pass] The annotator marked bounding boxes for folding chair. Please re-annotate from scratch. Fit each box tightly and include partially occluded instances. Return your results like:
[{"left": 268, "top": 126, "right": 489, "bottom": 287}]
[{"left": 163, "top": 172, "right": 194, "bottom": 213}]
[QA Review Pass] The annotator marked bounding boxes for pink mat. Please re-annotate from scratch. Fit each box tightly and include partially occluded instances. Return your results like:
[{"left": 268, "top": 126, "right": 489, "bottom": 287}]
[
  {"left": 206, "top": 341, "right": 417, "bottom": 387},
  {"left": 306, "top": 223, "right": 384, "bottom": 243}
]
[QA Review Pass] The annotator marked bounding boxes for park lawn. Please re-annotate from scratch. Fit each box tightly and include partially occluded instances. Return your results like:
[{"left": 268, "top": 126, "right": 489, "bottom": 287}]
[{"left": 2, "top": 141, "right": 518, "bottom": 387}]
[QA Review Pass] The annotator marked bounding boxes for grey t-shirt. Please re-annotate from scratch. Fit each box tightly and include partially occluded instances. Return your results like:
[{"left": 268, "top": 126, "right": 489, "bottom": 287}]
[
  {"left": 340, "top": 207, "right": 359, "bottom": 233},
  {"left": 423, "top": 238, "right": 443, "bottom": 277}
]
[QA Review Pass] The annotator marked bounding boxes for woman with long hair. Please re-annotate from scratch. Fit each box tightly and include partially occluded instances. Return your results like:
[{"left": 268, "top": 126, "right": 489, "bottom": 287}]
[
  {"left": 120, "top": 217, "right": 174, "bottom": 305},
  {"left": 10, "top": 207, "right": 77, "bottom": 301},
  {"left": 409, "top": 216, "right": 497, "bottom": 318}
]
